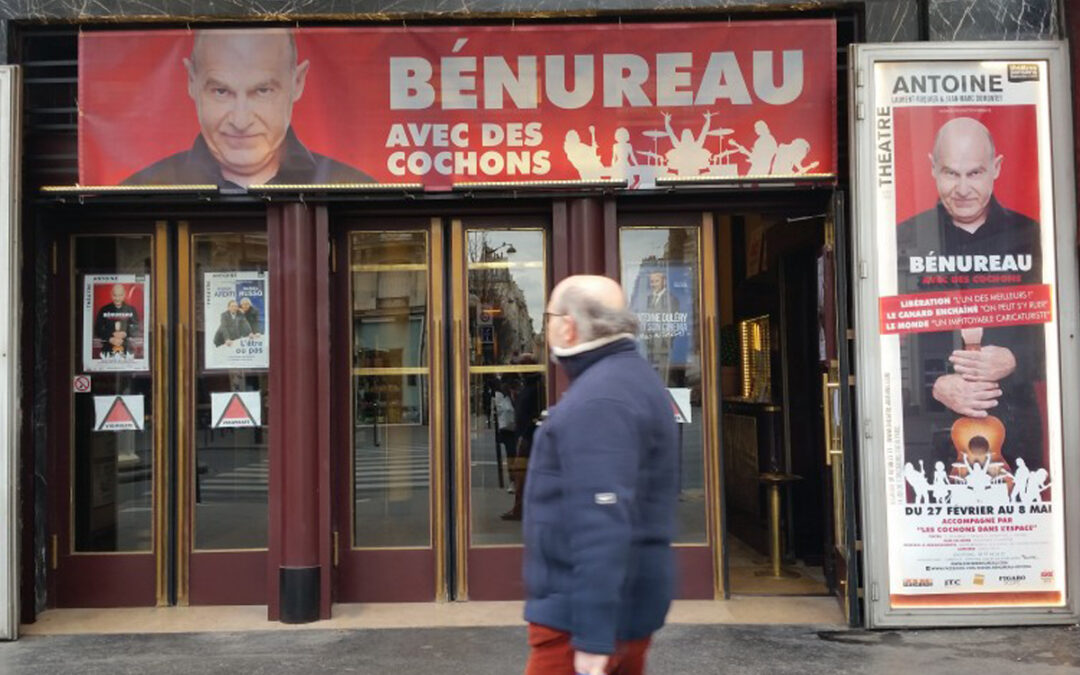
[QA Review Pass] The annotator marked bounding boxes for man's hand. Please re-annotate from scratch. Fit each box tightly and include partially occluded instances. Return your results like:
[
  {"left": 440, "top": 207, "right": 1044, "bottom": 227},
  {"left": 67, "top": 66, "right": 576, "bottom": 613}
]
[
  {"left": 932, "top": 373, "right": 1002, "bottom": 417},
  {"left": 949, "top": 346, "right": 1016, "bottom": 382},
  {"left": 574, "top": 651, "right": 609, "bottom": 675}
]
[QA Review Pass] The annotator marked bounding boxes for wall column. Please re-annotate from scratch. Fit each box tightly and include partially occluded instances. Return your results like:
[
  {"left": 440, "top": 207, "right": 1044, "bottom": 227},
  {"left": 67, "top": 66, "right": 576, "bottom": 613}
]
[{"left": 267, "top": 203, "right": 331, "bottom": 622}]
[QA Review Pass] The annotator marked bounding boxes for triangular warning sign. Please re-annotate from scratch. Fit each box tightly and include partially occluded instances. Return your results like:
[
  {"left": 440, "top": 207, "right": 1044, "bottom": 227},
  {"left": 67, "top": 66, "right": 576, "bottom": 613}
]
[
  {"left": 215, "top": 393, "right": 257, "bottom": 428},
  {"left": 97, "top": 396, "right": 141, "bottom": 431}
]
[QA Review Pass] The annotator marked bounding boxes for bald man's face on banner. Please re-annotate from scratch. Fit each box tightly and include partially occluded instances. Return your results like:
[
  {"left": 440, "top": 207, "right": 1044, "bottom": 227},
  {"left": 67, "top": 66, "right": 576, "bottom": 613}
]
[
  {"left": 928, "top": 119, "right": 1004, "bottom": 228},
  {"left": 184, "top": 31, "right": 310, "bottom": 184}
]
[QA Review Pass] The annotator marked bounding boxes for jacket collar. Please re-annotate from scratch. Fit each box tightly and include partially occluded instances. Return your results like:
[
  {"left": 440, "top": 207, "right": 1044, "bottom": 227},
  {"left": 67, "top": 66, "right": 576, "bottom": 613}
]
[
  {"left": 553, "top": 334, "right": 637, "bottom": 381},
  {"left": 186, "top": 128, "right": 315, "bottom": 186}
]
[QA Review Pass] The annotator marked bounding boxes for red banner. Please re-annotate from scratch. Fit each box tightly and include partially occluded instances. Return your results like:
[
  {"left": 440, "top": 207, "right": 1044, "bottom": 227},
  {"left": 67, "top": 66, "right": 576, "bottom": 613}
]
[
  {"left": 78, "top": 22, "right": 836, "bottom": 189},
  {"left": 879, "top": 284, "right": 1053, "bottom": 335}
]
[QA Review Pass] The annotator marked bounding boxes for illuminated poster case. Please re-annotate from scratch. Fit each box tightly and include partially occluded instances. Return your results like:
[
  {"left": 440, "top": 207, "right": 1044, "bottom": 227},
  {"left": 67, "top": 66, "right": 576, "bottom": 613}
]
[{"left": 851, "top": 42, "right": 1080, "bottom": 628}]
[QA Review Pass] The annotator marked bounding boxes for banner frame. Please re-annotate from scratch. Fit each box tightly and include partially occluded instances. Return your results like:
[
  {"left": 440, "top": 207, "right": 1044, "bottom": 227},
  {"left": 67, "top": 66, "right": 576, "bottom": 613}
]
[{"left": 851, "top": 41, "right": 1080, "bottom": 628}]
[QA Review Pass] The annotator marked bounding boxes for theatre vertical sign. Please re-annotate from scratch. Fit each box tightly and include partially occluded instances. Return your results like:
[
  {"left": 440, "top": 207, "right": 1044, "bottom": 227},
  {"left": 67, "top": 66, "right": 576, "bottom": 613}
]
[{"left": 863, "top": 51, "right": 1071, "bottom": 616}]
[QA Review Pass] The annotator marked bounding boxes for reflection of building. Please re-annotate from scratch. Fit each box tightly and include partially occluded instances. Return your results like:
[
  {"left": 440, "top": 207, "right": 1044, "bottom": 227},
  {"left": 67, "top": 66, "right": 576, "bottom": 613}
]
[{"left": 468, "top": 236, "right": 539, "bottom": 363}]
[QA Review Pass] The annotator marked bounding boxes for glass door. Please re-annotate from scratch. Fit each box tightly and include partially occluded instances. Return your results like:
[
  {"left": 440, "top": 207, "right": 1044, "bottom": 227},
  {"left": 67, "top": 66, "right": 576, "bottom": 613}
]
[
  {"left": 333, "top": 220, "right": 447, "bottom": 602},
  {"left": 618, "top": 215, "right": 722, "bottom": 599},
  {"left": 180, "top": 226, "right": 270, "bottom": 605},
  {"left": 51, "top": 229, "right": 163, "bottom": 607},
  {"left": 50, "top": 222, "right": 270, "bottom": 608},
  {"left": 452, "top": 219, "right": 549, "bottom": 600}
]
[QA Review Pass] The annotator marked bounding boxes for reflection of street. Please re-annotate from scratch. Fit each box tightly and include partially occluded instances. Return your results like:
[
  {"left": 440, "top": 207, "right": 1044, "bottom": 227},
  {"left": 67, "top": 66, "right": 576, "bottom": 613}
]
[
  {"left": 193, "top": 430, "right": 268, "bottom": 550},
  {"left": 469, "top": 411, "right": 707, "bottom": 546},
  {"left": 353, "top": 424, "right": 431, "bottom": 548}
]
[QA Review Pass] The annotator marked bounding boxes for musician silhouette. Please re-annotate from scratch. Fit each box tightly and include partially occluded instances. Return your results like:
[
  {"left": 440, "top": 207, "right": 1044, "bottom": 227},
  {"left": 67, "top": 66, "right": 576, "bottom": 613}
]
[
  {"left": 661, "top": 111, "right": 715, "bottom": 176},
  {"left": 563, "top": 127, "right": 605, "bottom": 181},
  {"left": 731, "top": 120, "right": 778, "bottom": 176}
]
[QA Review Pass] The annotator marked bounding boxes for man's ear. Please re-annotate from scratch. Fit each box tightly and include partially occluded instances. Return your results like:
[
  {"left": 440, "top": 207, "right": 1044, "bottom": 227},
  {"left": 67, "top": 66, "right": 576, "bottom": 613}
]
[
  {"left": 991, "top": 154, "right": 1004, "bottom": 180},
  {"left": 927, "top": 151, "right": 936, "bottom": 174},
  {"left": 292, "top": 60, "right": 311, "bottom": 101},
  {"left": 183, "top": 57, "right": 197, "bottom": 100}
]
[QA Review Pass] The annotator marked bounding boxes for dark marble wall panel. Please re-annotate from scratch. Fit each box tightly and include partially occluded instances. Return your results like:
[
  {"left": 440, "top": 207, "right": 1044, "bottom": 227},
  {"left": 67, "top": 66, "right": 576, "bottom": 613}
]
[
  {"left": 0, "top": 0, "right": 824, "bottom": 21},
  {"left": 929, "top": 0, "right": 1059, "bottom": 41},
  {"left": 865, "top": 0, "right": 920, "bottom": 42}
]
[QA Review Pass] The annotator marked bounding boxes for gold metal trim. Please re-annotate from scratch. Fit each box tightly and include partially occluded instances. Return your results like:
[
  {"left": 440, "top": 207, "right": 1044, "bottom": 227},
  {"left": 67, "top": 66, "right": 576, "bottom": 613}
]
[
  {"left": 249, "top": 183, "right": 423, "bottom": 191},
  {"left": 42, "top": 184, "right": 219, "bottom": 193},
  {"left": 332, "top": 531, "right": 339, "bottom": 567},
  {"left": 468, "top": 364, "right": 547, "bottom": 374},
  {"left": 466, "top": 261, "right": 544, "bottom": 270},
  {"left": 655, "top": 173, "right": 836, "bottom": 185},
  {"left": 350, "top": 263, "right": 428, "bottom": 272},
  {"left": 352, "top": 367, "right": 429, "bottom": 376},
  {"left": 699, "top": 214, "right": 725, "bottom": 599},
  {"left": 453, "top": 179, "right": 627, "bottom": 189},
  {"left": 430, "top": 217, "right": 449, "bottom": 602},
  {"left": 190, "top": 547, "right": 270, "bottom": 554},
  {"left": 450, "top": 219, "right": 470, "bottom": 600},
  {"left": 154, "top": 221, "right": 170, "bottom": 607},
  {"left": 176, "top": 222, "right": 192, "bottom": 606}
]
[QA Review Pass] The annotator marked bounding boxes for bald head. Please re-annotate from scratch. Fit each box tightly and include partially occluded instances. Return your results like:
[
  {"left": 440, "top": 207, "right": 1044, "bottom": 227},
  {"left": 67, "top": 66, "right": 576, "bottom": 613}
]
[
  {"left": 189, "top": 29, "right": 298, "bottom": 75},
  {"left": 547, "top": 275, "right": 637, "bottom": 349},
  {"left": 931, "top": 117, "right": 996, "bottom": 165},
  {"left": 928, "top": 117, "right": 1003, "bottom": 230},
  {"left": 550, "top": 275, "right": 627, "bottom": 313}
]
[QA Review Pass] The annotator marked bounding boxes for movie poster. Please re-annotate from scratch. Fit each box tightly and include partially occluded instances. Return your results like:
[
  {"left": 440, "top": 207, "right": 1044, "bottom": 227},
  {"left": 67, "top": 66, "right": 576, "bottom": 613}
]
[
  {"left": 203, "top": 271, "right": 268, "bottom": 370},
  {"left": 82, "top": 274, "right": 149, "bottom": 372},
  {"left": 873, "top": 60, "right": 1065, "bottom": 608}
]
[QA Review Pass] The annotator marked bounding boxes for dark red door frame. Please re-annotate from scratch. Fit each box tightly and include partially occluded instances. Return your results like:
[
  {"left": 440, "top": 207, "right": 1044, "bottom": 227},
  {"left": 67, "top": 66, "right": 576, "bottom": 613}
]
[{"left": 267, "top": 203, "right": 333, "bottom": 622}]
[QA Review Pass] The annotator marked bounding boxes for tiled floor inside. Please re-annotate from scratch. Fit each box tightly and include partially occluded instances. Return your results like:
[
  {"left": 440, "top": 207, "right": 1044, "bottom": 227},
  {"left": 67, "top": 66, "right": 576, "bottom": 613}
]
[{"left": 726, "top": 534, "right": 831, "bottom": 596}]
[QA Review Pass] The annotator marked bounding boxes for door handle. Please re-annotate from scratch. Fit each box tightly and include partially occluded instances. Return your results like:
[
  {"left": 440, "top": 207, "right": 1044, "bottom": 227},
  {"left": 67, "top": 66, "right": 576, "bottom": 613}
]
[{"left": 821, "top": 373, "right": 842, "bottom": 466}]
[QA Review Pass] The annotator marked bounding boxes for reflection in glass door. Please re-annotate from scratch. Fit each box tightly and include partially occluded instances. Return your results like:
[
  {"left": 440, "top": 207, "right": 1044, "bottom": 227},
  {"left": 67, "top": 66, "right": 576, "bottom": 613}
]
[
  {"left": 619, "top": 217, "right": 721, "bottom": 598},
  {"left": 334, "top": 221, "right": 446, "bottom": 602},
  {"left": 181, "top": 228, "right": 270, "bottom": 605},
  {"left": 453, "top": 220, "right": 549, "bottom": 599},
  {"left": 53, "top": 231, "right": 162, "bottom": 607}
]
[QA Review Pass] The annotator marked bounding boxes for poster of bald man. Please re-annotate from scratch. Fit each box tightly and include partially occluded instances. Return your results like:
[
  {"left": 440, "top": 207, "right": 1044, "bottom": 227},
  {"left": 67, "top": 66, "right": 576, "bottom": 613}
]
[
  {"left": 78, "top": 22, "right": 838, "bottom": 189},
  {"left": 83, "top": 28, "right": 373, "bottom": 188},
  {"left": 871, "top": 59, "right": 1065, "bottom": 609},
  {"left": 83, "top": 275, "right": 150, "bottom": 372}
]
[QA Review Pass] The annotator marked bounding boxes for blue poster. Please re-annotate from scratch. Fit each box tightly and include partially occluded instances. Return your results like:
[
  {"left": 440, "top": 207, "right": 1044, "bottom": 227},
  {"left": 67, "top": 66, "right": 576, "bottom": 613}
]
[{"left": 627, "top": 263, "right": 694, "bottom": 369}]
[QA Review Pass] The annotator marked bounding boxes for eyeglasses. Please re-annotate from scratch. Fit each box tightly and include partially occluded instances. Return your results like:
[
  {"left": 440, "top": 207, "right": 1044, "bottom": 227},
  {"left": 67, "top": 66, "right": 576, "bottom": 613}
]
[{"left": 542, "top": 311, "right": 567, "bottom": 326}]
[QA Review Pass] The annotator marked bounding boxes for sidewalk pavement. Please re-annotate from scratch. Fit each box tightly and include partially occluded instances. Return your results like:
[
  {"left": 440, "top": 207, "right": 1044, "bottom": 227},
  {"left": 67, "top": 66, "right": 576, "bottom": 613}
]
[{"left": 2, "top": 623, "right": 1079, "bottom": 674}]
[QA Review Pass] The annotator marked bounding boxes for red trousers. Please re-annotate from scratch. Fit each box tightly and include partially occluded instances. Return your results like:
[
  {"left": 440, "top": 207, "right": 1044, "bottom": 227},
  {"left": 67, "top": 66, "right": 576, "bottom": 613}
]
[{"left": 524, "top": 623, "right": 652, "bottom": 675}]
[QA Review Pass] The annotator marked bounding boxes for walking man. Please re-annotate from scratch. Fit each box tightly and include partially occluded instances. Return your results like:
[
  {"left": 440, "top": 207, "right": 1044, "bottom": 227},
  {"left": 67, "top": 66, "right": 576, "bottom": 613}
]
[{"left": 523, "top": 275, "right": 679, "bottom": 675}]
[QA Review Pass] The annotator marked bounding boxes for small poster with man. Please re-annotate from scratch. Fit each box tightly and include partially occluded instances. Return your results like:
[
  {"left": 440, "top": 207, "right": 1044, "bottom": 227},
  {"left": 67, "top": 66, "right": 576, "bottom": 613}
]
[
  {"left": 203, "top": 271, "right": 268, "bottom": 370},
  {"left": 82, "top": 275, "right": 149, "bottom": 372}
]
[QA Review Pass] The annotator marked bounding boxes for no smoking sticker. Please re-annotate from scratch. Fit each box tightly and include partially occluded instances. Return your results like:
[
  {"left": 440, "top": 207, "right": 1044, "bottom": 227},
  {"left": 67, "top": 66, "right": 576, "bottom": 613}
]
[{"left": 72, "top": 375, "right": 92, "bottom": 393}]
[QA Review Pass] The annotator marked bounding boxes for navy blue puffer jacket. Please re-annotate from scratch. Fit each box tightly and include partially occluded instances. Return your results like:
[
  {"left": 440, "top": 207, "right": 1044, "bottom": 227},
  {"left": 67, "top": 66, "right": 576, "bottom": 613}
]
[{"left": 523, "top": 337, "right": 679, "bottom": 655}]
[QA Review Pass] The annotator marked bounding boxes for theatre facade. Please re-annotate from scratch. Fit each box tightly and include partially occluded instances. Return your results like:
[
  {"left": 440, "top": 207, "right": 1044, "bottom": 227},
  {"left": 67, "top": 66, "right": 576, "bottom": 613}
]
[{"left": 0, "top": 1, "right": 1078, "bottom": 639}]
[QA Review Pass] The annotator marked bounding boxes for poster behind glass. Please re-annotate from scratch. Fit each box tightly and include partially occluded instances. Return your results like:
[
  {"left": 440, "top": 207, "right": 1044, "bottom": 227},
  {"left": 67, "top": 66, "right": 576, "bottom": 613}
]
[
  {"left": 873, "top": 59, "right": 1065, "bottom": 608},
  {"left": 82, "top": 274, "right": 149, "bottom": 372},
  {"left": 203, "top": 271, "right": 268, "bottom": 371}
]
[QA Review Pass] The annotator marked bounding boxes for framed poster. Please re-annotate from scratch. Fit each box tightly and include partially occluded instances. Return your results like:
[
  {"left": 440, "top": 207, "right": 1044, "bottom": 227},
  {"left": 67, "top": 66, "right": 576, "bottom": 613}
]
[
  {"left": 203, "top": 271, "right": 268, "bottom": 370},
  {"left": 852, "top": 42, "right": 1079, "bottom": 627},
  {"left": 82, "top": 274, "right": 149, "bottom": 372}
]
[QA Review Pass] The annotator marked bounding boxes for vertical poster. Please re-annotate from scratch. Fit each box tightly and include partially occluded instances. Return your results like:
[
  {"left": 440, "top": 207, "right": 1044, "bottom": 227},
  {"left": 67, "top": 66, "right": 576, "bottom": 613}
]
[
  {"left": 873, "top": 60, "right": 1065, "bottom": 607},
  {"left": 82, "top": 274, "right": 149, "bottom": 372},
  {"left": 203, "top": 271, "right": 269, "bottom": 370},
  {"left": 627, "top": 263, "right": 694, "bottom": 377}
]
